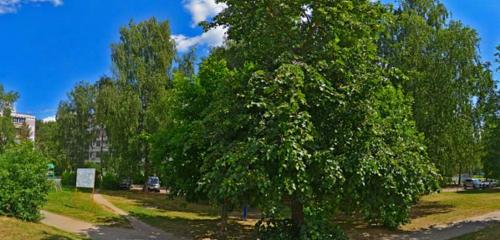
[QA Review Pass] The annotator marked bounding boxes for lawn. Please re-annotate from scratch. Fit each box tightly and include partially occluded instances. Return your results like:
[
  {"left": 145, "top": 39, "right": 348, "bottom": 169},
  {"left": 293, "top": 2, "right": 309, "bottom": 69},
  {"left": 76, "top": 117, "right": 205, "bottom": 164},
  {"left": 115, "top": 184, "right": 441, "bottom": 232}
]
[
  {"left": 44, "top": 188, "right": 128, "bottom": 226},
  {"left": 101, "top": 190, "right": 257, "bottom": 239},
  {"left": 345, "top": 189, "right": 500, "bottom": 239},
  {"left": 97, "top": 188, "right": 500, "bottom": 240},
  {"left": 402, "top": 189, "right": 500, "bottom": 231},
  {"left": 0, "top": 216, "right": 86, "bottom": 240}
]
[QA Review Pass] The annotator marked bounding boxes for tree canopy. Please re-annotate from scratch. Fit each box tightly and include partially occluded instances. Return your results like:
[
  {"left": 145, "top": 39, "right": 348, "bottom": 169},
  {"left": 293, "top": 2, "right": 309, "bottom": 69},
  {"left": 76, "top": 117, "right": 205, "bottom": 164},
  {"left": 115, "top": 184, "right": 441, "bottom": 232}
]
[
  {"left": 380, "top": 0, "right": 495, "bottom": 180},
  {"left": 153, "top": 0, "right": 440, "bottom": 237}
]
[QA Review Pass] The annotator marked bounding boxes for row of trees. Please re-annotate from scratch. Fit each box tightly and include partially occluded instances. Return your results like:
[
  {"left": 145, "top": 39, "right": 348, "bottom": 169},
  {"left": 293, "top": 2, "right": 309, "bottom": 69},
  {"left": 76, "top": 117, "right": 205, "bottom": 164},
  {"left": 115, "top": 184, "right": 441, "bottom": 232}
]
[{"left": 35, "top": 0, "right": 499, "bottom": 238}]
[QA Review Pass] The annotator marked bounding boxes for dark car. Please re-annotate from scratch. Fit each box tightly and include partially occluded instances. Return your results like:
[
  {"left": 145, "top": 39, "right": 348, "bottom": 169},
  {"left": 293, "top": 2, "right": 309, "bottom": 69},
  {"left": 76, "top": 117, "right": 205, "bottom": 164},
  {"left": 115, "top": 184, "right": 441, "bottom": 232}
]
[
  {"left": 119, "top": 178, "right": 132, "bottom": 190},
  {"left": 147, "top": 176, "right": 161, "bottom": 192}
]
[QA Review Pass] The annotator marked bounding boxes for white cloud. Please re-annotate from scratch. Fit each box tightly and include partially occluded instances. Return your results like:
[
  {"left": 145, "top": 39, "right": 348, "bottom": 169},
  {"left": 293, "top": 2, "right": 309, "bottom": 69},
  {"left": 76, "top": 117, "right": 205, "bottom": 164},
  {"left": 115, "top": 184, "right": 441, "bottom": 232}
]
[
  {"left": 184, "top": 0, "right": 226, "bottom": 26},
  {"left": 0, "top": 0, "right": 63, "bottom": 14},
  {"left": 173, "top": 0, "right": 227, "bottom": 52},
  {"left": 42, "top": 115, "right": 56, "bottom": 123},
  {"left": 173, "top": 25, "right": 226, "bottom": 52}
]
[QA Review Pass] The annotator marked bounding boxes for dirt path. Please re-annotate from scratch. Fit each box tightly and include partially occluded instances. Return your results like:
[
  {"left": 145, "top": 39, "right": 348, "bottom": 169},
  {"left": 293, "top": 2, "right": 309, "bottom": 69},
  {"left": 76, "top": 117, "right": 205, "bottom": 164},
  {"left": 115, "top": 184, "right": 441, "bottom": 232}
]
[
  {"left": 374, "top": 211, "right": 500, "bottom": 240},
  {"left": 41, "top": 194, "right": 179, "bottom": 240}
]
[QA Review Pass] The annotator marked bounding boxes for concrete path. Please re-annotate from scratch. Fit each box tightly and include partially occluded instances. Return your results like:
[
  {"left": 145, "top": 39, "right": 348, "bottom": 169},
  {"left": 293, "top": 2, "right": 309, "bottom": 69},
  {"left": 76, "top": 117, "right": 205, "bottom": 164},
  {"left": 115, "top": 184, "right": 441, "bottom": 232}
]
[{"left": 41, "top": 194, "right": 179, "bottom": 240}]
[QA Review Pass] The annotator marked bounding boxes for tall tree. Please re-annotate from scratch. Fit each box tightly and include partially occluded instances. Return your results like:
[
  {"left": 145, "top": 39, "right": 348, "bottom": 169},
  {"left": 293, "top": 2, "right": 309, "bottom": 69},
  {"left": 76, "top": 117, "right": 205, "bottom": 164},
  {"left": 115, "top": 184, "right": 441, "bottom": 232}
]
[
  {"left": 56, "top": 82, "right": 96, "bottom": 169},
  {"left": 109, "top": 18, "right": 175, "bottom": 186},
  {"left": 158, "top": 0, "right": 439, "bottom": 237},
  {"left": 482, "top": 45, "right": 500, "bottom": 179},
  {"left": 0, "top": 84, "right": 19, "bottom": 152},
  {"left": 379, "top": 0, "right": 494, "bottom": 181},
  {"left": 175, "top": 47, "right": 197, "bottom": 83},
  {"left": 36, "top": 120, "right": 69, "bottom": 174}
]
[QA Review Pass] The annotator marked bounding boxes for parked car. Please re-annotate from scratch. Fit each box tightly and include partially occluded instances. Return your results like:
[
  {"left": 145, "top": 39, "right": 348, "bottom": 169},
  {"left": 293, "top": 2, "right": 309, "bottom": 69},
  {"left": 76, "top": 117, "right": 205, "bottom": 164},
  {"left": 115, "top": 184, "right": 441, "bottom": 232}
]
[
  {"left": 119, "top": 178, "right": 132, "bottom": 190},
  {"left": 481, "top": 179, "right": 497, "bottom": 189},
  {"left": 146, "top": 176, "right": 161, "bottom": 192},
  {"left": 463, "top": 178, "right": 482, "bottom": 189}
]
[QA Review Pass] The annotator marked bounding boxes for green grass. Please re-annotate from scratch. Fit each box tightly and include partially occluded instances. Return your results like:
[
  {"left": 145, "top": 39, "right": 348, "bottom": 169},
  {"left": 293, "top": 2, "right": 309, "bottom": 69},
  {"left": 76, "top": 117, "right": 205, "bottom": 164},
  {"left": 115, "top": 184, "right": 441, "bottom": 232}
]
[
  {"left": 0, "top": 216, "right": 86, "bottom": 240},
  {"left": 401, "top": 189, "right": 500, "bottom": 231},
  {"left": 44, "top": 188, "right": 128, "bottom": 226},
  {"left": 101, "top": 190, "right": 257, "bottom": 239},
  {"left": 452, "top": 224, "right": 500, "bottom": 240},
  {"left": 344, "top": 189, "right": 500, "bottom": 239}
]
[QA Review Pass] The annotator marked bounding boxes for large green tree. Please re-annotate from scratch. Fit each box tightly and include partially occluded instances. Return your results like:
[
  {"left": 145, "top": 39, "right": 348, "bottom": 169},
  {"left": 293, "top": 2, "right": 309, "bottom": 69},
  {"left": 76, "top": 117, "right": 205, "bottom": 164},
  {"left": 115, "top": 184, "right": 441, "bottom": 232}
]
[
  {"left": 483, "top": 45, "right": 500, "bottom": 179},
  {"left": 156, "top": 0, "right": 439, "bottom": 237},
  {"left": 108, "top": 18, "right": 175, "bottom": 185},
  {"left": 56, "top": 82, "right": 96, "bottom": 168},
  {"left": 36, "top": 120, "right": 68, "bottom": 173},
  {"left": 379, "top": 0, "right": 495, "bottom": 180}
]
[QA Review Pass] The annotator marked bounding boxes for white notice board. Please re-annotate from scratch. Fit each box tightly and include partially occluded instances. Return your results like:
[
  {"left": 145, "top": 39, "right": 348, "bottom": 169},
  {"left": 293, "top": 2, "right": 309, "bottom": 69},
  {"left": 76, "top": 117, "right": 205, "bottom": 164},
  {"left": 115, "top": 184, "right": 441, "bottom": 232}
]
[{"left": 76, "top": 168, "right": 96, "bottom": 189}]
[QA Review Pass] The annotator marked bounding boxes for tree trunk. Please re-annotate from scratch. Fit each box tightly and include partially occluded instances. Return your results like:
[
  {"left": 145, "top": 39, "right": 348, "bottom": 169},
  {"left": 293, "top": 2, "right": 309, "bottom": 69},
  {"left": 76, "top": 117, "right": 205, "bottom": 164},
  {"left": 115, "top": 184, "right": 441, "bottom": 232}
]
[
  {"left": 143, "top": 145, "right": 150, "bottom": 192},
  {"left": 291, "top": 198, "right": 304, "bottom": 237},
  {"left": 100, "top": 127, "right": 104, "bottom": 169},
  {"left": 458, "top": 164, "right": 462, "bottom": 186},
  {"left": 219, "top": 199, "right": 228, "bottom": 239}
]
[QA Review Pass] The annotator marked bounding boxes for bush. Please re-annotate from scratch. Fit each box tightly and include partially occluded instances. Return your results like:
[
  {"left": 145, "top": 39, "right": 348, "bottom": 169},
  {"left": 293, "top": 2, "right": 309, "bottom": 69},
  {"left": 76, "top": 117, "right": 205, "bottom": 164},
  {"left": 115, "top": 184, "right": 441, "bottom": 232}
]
[
  {"left": 0, "top": 143, "right": 50, "bottom": 221},
  {"left": 61, "top": 171, "right": 76, "bottom": 187},
  {"left": 101, "top": 174, "right": 120, "bottom": 190}
]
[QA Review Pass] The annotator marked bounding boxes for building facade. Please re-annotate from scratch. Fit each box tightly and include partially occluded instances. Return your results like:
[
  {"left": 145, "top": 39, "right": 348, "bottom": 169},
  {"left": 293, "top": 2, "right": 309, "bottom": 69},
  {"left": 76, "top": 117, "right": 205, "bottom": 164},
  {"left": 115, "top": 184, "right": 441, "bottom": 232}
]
[
  {"left": 11, "top": 112, "right": 36, "bottom": 142},
  {"left": 88, "top": 127, "right": 109, "bottom": 163}
]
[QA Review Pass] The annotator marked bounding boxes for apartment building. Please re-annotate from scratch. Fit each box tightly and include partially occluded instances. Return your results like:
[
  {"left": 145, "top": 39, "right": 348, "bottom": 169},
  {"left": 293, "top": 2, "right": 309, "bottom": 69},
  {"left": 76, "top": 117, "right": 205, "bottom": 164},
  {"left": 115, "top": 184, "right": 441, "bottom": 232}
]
[
  {"left": 11, "top": 112, "right": 36, "bottom": 141},
  {"left": 88, "top": 127, "right": 109, "bottom": 163}
]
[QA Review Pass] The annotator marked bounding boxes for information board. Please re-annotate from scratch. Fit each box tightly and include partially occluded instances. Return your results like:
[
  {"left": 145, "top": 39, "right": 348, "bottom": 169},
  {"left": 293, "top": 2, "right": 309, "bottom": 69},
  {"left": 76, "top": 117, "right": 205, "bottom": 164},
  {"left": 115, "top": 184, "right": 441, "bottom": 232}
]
[{"left": 76, "top": 168, "right": 96, "bottom": 189}]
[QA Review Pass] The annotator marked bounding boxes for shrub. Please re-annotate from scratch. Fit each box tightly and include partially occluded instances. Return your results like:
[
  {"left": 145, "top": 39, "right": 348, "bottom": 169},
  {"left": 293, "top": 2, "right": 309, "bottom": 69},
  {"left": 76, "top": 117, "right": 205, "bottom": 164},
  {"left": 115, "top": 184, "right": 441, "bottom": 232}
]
[
  {"left": 61, "top": 171, "right": 76, "bottom": 187},
  {"left": 101, "top": 174, "right": 120, "bottom": 190},
  {"left": 0, "top": 143, "right": 50, "bottom": 221}
]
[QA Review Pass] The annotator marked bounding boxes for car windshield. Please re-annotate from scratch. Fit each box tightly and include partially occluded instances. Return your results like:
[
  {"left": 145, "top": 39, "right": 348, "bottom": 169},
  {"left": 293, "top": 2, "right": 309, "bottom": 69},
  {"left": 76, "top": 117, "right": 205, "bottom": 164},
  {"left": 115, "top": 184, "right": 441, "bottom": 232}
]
[{"left": 149, "top": 178, "right": 159, "bottom": 184}]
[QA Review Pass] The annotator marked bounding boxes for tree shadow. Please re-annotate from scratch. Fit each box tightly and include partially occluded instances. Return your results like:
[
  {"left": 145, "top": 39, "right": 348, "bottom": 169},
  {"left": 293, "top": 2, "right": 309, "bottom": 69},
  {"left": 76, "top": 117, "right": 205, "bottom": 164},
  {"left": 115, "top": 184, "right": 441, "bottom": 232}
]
[
  {"left": 410, "top": 201, "right": 454, "bottom": 219},
  {"left": 133, "top": 212, "right": 256, "bottom": 240},
  {"left": 40, "top": 231, "right": 87, "bottom": 240},
  {"left": 96, "top": 215, "right": 131, "bottom": 228},
  {"left": 102, "top": 190, "right": 257, "bottom": 239}
]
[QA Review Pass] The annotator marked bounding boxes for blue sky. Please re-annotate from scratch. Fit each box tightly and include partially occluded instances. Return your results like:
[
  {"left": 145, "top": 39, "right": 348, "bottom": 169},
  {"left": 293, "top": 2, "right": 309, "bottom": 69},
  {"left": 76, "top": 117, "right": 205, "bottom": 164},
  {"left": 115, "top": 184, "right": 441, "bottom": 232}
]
[{"left": 0, "top": 0, "right": 498, "bottom": 120}]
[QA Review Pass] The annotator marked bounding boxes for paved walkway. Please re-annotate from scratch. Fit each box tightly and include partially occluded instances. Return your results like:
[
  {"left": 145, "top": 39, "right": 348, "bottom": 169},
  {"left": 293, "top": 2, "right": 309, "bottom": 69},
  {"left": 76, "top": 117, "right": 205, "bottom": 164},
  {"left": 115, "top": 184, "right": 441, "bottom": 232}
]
[{"left": 41, "top": 194, "right": 179, "bottom": 240}]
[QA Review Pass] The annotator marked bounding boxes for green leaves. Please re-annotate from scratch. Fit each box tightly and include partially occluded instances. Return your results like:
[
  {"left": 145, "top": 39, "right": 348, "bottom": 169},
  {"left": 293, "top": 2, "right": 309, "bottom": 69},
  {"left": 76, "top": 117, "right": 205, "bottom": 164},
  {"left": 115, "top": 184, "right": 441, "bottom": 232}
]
[
  {"left": 100, "top": 18, "right": 176, "bottom": 179},
  {"left": 0, "top": 142, "right": 50, "bottom": 221},
  {"left": 380, "top": 0, "right": 493, "bottom": 180},
  {"left": 147, "top": 0, "right": 441, "bottom": 236},
  {"left": 57, "top": 82, "right": 96, "bottom": 169},
  {"left": 0, "top": 84, "right": 18, "bottom": 152}
]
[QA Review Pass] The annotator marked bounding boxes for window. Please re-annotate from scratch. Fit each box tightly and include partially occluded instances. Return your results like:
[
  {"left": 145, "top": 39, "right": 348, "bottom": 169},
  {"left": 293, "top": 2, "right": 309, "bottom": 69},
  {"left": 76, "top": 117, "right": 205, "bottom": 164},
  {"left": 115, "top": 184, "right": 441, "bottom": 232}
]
[{"left": 13, "top": 117, "right": 25, "bottom": 124}]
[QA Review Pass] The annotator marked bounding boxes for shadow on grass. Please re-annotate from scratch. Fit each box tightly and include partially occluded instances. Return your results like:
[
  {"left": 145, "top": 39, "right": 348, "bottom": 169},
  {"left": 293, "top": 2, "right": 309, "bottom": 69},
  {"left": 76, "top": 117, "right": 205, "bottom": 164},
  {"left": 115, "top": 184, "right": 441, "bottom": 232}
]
[
  {"left": 40, "top": 231, "right": 84, "bottom": 240},
  {"left": 337, "top": 201, "right": 454, "bottom": 240},
  {"left": 103, "top": 190, "right": 257, "bottom": 239},
  {"left": 133, "top": 212, "right": 255, "bottom": 240},
  {"left": 410, "top": 201, "right": 454, "bottom": 219}
]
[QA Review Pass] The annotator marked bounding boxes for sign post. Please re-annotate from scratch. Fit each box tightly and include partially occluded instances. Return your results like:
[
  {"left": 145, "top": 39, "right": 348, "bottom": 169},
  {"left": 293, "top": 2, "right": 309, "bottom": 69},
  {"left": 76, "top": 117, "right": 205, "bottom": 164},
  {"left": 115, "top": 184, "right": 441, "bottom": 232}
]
[{"left": 76, "top": 168, "right": 96, "bottom": 202}]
